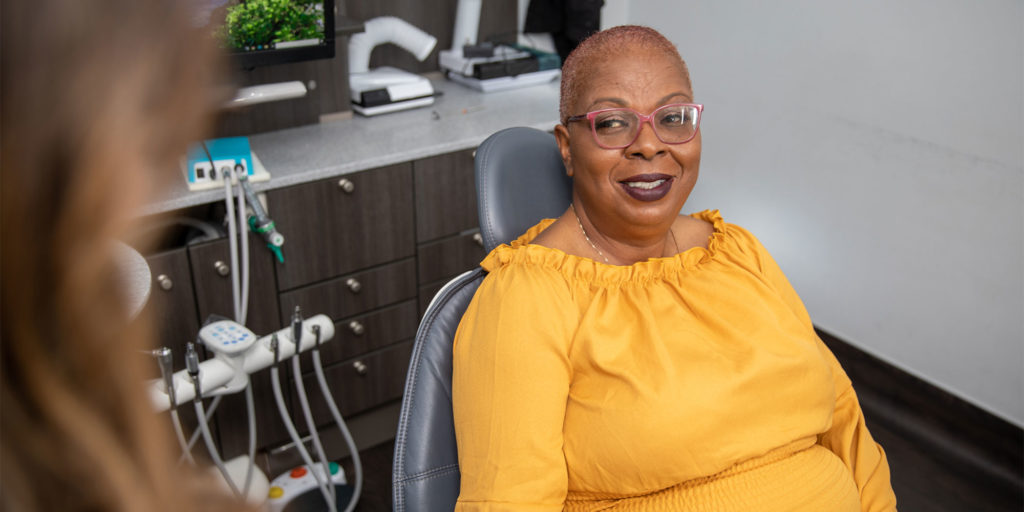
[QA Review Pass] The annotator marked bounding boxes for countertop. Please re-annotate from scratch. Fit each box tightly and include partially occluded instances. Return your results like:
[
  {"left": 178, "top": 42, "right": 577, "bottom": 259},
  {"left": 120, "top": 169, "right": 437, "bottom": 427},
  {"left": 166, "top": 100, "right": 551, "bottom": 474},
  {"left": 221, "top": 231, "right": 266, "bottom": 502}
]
[{"left": 145, "top": 73, "right": 561, "bottom": 215}]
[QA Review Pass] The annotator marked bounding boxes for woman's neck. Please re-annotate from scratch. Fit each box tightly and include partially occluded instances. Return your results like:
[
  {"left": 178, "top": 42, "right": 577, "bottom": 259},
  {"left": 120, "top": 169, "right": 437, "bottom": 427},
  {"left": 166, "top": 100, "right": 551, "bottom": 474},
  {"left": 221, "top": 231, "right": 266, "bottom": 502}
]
[{"left": 570, "top": 203, "right": 678, "bottom": 265}]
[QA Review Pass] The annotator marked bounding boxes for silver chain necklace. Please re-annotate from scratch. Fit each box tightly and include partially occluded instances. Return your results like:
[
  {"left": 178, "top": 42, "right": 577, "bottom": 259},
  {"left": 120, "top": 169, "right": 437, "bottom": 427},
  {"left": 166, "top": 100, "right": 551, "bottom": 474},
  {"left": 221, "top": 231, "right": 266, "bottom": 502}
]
[
  {"left": 571, "top": 203, "right": 610, "bottom": 264},
  {"left": 570, "top": 203, "right": 680, "bottom": 265}
]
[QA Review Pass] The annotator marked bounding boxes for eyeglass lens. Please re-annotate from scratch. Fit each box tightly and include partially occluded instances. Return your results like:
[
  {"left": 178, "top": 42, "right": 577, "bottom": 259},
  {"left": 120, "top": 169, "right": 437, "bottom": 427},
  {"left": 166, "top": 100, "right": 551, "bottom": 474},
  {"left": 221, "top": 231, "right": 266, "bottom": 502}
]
[{"left": 592, "top": 104, "right": 698, "bottom": 148}]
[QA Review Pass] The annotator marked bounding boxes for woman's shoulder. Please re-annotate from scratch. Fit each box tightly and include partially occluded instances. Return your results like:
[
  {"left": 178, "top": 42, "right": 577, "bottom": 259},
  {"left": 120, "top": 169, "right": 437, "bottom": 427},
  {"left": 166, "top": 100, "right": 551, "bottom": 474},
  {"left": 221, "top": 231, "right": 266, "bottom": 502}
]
[{"left": 479, "top": 210, "right": 771, "bottom": 285}]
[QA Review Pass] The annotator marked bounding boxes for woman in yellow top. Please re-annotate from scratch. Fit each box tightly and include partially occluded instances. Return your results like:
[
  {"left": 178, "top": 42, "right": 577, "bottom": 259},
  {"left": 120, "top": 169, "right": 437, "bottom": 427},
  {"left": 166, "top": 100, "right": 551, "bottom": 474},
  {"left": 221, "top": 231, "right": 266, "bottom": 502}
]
[{"left": 452, "top": 25, "right": 897, "bottom": 511}]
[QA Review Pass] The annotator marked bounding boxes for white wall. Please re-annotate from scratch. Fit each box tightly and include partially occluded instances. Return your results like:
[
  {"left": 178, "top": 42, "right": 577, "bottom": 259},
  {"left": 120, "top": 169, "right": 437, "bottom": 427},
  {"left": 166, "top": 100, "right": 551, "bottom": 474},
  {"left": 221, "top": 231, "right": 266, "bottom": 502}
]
[{"left": 627, "top": 0, "right": 1023, "bottom": 425}]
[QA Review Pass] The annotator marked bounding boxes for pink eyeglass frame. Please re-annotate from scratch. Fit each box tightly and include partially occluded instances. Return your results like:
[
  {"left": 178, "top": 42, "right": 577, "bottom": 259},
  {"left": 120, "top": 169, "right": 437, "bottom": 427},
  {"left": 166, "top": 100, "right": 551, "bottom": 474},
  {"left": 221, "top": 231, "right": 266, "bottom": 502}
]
[{"left": 566, "top": 103, "right": 705, "bottom": 149}]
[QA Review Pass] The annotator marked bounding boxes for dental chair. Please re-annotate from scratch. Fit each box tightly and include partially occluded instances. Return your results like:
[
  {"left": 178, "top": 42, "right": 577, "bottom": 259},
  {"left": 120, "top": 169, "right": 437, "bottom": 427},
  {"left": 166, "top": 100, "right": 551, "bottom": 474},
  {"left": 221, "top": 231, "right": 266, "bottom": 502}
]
[{"left": 392, "top": 127, "right": 572, "bottom": 511}]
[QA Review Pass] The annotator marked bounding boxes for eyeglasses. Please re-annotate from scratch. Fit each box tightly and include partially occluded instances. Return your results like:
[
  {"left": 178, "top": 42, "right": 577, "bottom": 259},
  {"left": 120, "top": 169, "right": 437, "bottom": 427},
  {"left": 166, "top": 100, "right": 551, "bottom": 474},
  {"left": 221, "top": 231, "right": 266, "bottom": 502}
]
[{"left": 566, "top": 103, "right": 704, "bottom": 149}]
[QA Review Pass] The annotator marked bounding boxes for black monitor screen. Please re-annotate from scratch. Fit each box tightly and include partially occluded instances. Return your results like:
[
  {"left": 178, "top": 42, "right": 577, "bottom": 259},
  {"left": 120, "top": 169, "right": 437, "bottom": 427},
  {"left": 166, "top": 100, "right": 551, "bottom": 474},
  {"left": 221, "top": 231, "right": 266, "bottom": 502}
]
[{"left": 194, "top": 0, "right": 335, "bottom": 69}]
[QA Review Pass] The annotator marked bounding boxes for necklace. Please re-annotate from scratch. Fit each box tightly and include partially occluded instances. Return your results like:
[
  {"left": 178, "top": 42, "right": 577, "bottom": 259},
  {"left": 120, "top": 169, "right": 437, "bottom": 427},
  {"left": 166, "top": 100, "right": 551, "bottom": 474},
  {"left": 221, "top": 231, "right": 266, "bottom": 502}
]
[
  {"left": 571, "top": 203, "right": 681, "bottom": 263},
  {"left": 570, "top": 203, "right": 610, "bottom": 264}
]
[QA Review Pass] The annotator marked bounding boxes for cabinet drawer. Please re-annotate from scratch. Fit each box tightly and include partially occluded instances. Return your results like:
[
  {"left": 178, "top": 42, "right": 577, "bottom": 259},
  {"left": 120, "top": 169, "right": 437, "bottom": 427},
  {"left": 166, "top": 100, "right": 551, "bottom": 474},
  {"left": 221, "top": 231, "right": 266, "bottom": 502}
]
[
  {"left": 417, "top": 230, "right": 486, "bottom": 284},
  {"left": 269, "top": 164, "right": 416, "bottom": 290},
  {"left": 278, "top": 258, "right": 416, "bottom": 324},
  {"left": 144, "top": 248, "right": 200, "bottom": 373},
  {"left": 188, "top": 233, "right": 280, "bottom": 336},
  {"left": 296, "top": 341, "right": 414, "bottom": 422},
  {"left": 308, "top": 299, "right": 418, "bottom": 367},
  {"left": 414, "top": 150, "right": 477, "bottom": 242}
]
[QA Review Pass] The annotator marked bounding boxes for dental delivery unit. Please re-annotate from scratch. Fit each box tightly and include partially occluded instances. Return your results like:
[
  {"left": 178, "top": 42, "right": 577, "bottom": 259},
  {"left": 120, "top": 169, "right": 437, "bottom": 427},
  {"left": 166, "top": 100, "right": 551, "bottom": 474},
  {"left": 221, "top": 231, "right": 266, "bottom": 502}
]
[{"left": 149, "top": 147, "right": 361, "bottom": 511}]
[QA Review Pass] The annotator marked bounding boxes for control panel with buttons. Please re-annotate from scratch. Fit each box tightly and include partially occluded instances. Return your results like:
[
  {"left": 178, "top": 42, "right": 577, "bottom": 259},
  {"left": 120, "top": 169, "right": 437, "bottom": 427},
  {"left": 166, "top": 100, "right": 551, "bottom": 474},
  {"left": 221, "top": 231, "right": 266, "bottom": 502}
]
[
  {"left": 266, "top": 462, "right": 352, "bottom": 512},
  {"left": 198, "top": 319, "right": 258, "bottom": 356}
]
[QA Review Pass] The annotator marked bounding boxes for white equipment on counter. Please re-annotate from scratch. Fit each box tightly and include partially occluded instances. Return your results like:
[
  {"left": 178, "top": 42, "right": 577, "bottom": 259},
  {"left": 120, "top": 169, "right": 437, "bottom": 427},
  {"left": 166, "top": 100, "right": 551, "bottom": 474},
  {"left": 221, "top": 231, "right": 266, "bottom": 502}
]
[
  {"left": 438, "top": 0, "right": 560, "bottom": 92},
  {"left": 348, "top": 17, "right": 437, "bottom": 116}
]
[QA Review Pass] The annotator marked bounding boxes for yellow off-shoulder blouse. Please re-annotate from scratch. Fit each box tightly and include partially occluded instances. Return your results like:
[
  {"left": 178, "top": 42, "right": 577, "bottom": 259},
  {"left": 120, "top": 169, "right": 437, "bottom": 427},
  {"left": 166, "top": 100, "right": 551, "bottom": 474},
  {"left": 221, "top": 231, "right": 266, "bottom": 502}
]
[{"left": 452, "top": 210, "right": 897, "bottom": 511}]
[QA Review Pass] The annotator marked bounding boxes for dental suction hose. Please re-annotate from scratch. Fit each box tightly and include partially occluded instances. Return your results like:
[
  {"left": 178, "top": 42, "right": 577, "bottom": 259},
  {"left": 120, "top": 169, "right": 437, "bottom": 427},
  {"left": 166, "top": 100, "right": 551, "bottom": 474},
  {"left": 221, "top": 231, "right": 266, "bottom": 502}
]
[
  {"left": 290, "top": 308, "right": 338, "bottom": 512},
  {"left": 270, "top": 334, "right": 337, "bottom": 511},
  {"left": 312, "top": 324, "right": 362, "bottom": 512},
  {"left": 155, "top": 347, "right": 196, "bottom": 465},
  {"left": 187, "top": 342, "right": 242, "bottom": 498},
  {"left": 235, "top": 170, "right": 250, "bottom": 325}
]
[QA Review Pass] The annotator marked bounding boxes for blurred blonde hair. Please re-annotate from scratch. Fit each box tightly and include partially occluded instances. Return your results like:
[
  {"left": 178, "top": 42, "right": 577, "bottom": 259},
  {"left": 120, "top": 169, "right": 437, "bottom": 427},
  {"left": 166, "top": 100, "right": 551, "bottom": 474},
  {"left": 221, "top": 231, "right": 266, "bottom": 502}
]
[{"left": 1, "top": 1, "right": 248, "bottom": 510}]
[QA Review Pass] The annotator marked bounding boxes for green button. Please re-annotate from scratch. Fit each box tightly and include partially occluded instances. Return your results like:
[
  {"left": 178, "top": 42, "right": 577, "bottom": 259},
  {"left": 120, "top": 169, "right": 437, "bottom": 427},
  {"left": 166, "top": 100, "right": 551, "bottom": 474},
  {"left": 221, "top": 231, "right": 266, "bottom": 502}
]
[{"left": 329, "top": 462, "right": 340, "bottom": 475}]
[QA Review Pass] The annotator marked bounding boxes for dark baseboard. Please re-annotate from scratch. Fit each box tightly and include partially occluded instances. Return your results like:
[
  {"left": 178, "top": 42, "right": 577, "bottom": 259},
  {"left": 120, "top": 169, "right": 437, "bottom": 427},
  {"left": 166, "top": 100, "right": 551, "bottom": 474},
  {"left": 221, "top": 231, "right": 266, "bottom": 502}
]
[{"left": 816, "top": 327, "right": 1023, "bottom": 510}]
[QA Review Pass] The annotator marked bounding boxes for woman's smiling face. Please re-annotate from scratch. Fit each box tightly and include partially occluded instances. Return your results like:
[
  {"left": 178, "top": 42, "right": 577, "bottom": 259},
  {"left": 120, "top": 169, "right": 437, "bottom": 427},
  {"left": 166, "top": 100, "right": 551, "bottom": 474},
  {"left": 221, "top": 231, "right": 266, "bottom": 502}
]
[{"left": 555, "top": 46, "right": 701, "bottom": 242}]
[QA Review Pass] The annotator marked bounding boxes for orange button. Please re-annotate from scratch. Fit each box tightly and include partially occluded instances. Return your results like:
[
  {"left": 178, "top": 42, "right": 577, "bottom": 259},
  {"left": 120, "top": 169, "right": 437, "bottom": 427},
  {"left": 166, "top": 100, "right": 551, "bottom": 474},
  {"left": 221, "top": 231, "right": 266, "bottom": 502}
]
[
  {"left": 290, "top": 467, "right": 307, "bottom": 478},
  {"left": 268, "top": 486, "right": 284, "bottom": 499}
]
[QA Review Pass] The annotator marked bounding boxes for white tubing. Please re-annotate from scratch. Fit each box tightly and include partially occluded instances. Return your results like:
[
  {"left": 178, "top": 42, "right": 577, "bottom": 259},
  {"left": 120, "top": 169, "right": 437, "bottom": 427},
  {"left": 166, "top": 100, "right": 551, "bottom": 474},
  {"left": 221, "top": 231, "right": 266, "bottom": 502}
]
[
  {"left": 223, "top": 169, "right": 241, "bottom": 322},
  {"left": 242, "top": 384, "right": 257, "bottom": 496},
  {"left": 180, "top": 395, "right": 222, "bottom": 464},
  {"left": 170, "top": 408, "right": 196, "bottom": 465},
  {"left": 236, "top": 178, "right": 249, "bottom": 325},
  {"left": 313, "top": 349, "right": 362, "bottom": 512},
  {"left": 270, "top": 365, "right": 335, "bottom": 509},
  {"left": 195, "top": 398, "right": 241, "bottom": 497},
  {"left": 291, "top": 355, "right": 337, "bottom": 512},
  {"left": 348, "top": 16, "right": 437, "bottom": 74}
]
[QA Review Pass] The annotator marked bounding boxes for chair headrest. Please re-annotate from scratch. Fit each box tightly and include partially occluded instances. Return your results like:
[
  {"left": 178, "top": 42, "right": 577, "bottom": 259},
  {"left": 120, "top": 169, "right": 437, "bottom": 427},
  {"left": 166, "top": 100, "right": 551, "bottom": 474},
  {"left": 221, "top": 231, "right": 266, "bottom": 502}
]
[{"left": 475, "top": 127, "right": 573, "bottom": 252}]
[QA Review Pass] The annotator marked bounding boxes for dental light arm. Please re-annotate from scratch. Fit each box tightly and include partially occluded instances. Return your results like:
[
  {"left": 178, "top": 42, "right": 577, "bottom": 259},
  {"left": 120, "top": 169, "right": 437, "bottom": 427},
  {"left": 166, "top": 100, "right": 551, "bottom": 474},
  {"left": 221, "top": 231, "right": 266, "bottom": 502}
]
[{"left": 147, "top": 315, "right": 336, "bottom": 411}]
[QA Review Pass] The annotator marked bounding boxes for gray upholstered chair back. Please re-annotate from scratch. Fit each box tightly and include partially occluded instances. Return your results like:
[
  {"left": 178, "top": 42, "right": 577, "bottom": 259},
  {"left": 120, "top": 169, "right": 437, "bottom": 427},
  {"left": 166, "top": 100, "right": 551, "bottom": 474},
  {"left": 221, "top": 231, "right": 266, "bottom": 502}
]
[
  {"left": 475, "top": 127, "right": 573, "bottom": 252},
  {"left": 392, "top": 127, "right": 571, "bottom": 511}
]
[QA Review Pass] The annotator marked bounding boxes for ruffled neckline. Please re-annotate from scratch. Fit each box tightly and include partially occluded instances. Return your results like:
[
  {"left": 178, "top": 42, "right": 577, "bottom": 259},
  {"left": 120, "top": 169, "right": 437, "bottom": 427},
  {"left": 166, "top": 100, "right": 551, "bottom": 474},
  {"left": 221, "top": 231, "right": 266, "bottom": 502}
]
[{"left": 481, "top": 209, "right": 732, "bottom": 285}]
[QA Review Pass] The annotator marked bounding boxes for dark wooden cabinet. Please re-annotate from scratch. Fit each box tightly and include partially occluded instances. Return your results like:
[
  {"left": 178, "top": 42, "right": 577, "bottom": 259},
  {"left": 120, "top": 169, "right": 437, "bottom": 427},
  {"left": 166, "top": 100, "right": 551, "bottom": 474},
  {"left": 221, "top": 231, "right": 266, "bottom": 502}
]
[
  {"left": 144, "top": 248, "right": 201, "bottom": 373},
  {"left": 319, "top": 299, "right": 418, "bottom": 366},
  {"left": 269, "top": 163, "right": 416, "bottom": 291},
  {"left": 278, "top": 258, "right": 417, "bottom": 323},
  {"left": 188, "top": 232, "right": 281, "bottom": 336},
  {"left": 295, "top": 341, "right": 414, "bottom": 423},
  {"left": 414, "top": 149, "right": 478, "bottom": 242},
  {"left": 417, "top": 230, "right": 486, "bottom": 285},
  {"left": 413, "top": 148, "right": 487, "bottom": 314}
]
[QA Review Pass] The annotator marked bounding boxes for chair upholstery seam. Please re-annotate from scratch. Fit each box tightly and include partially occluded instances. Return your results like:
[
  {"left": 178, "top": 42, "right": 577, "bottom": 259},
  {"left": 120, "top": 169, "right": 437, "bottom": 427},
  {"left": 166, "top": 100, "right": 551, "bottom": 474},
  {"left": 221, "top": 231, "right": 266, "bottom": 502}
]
[{"left": 396, "top": 463, "right": 461, "bottom": 484}]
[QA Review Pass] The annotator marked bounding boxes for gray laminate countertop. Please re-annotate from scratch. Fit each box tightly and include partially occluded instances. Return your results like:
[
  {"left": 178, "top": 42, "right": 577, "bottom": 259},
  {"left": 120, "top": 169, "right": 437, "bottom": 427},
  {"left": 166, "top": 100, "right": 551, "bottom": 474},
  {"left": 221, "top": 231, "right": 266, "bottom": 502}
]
[{"left": 144, "top": 73, "right": 561, "bottom": 215}]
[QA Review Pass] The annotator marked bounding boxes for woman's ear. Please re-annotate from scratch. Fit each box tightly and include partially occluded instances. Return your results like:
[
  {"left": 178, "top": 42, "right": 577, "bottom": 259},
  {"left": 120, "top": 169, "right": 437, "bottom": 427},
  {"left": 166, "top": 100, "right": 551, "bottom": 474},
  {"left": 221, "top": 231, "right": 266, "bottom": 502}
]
[{"left": 554, "top": 124, "right": 574, "bottom": 178}]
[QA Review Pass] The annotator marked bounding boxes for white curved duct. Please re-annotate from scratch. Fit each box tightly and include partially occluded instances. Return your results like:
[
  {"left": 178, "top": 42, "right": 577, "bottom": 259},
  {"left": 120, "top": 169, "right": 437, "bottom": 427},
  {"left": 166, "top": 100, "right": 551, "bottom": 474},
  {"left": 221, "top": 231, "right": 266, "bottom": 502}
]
[{"left": 348, "top": 16, "right": 438, "bottom": 74}]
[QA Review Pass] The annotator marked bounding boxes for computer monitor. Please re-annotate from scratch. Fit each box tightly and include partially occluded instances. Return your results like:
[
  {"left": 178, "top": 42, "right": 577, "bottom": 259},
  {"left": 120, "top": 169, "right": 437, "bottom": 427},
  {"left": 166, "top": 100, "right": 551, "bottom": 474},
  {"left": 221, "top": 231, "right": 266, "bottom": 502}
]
[{"left": 195, "top": 0, "right": 335, "bottom": 70}]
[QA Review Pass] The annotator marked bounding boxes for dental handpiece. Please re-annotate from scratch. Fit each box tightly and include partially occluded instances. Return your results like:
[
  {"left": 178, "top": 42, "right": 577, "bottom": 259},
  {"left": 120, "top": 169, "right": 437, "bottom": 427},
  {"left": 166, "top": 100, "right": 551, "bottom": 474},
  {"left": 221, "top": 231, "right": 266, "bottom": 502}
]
[
  {"left": 270, "top": 334, "right": 281, "bottom": 366},
  {"left": 154, "top": 347, "right": 176, "bottom": 408},
  {"left": 291, "top": 305, "right": 304, "bottom": 350},
  {"left": 185, "top": 342, "right": 201, "bottom": 399},
  {"left": 312, "top": 324, "right": 322, "bottom": 347}
]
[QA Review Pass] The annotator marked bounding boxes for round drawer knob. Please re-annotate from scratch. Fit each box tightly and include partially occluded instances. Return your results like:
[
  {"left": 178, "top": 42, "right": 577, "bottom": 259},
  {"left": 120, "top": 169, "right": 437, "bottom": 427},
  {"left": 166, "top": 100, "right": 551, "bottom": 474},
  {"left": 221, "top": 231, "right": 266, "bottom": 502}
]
[
  {"left": 345, "top": 278, "right": 361, "bottom": 294},
  {"left": 352, "top": 360, "right": 368, "bottom": 376},
  {"left": 472, "top": 232, "right": 484, "bottom": 247},
  {"left": 156, "top": 274, "right": 173, "bottom": 291},
  {"left": 338, "top": 178, "right": 355, "bottom": 194},
  {"left": 348, "top": 320, "right": 365, "bottom": 336},
  {"left": 214, "top": 260, "right": 230, "bottom": 277}
]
